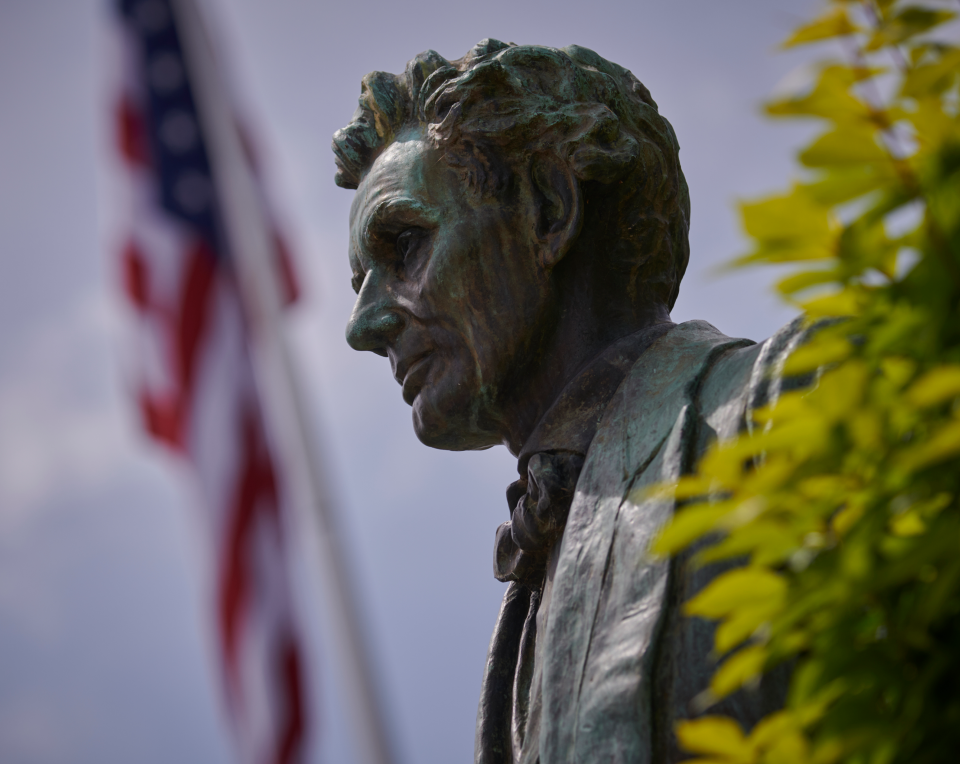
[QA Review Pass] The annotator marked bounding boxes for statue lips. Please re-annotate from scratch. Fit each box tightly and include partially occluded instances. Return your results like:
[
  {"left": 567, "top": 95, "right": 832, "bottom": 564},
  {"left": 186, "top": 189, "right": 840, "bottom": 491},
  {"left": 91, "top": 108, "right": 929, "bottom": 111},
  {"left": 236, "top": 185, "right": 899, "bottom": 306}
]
[{"left": 396, "top": 351, "right": 433, "bottom": 405}]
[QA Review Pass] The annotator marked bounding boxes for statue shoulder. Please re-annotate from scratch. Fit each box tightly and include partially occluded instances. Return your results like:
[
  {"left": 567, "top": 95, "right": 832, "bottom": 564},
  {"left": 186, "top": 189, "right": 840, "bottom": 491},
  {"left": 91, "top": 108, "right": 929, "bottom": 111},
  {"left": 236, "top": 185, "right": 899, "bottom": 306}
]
[
  {"left": 589, "top": 321, "right": 755, "bottom": 478},
  {"left": 698, "top": 315, "right": 815, "bottom": 443},
  {"left": 586, "top": 317, "right": 815, "bottom": 480}
]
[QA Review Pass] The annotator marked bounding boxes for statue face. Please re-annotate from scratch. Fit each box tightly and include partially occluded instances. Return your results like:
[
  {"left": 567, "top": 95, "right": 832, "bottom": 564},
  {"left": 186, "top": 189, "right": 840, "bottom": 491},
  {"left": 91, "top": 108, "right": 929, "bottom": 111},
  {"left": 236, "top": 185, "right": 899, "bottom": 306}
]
[{"left": 346, "top": 133, "right": 552, "bottom": 450}]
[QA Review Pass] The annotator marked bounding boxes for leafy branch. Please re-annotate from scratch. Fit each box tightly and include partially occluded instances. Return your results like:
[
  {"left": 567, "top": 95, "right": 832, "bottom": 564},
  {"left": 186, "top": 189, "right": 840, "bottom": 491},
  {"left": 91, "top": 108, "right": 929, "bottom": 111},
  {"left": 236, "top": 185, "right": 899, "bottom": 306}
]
[{"left": 651, "top": 2, "right": 960, "bottom": 762}]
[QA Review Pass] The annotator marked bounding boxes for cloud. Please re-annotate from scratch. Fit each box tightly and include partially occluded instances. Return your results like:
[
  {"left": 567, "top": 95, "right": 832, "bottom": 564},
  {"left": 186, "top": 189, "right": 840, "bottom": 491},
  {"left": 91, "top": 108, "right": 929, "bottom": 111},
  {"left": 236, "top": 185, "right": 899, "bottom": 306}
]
[
  {"left": 0, "top": 288, "right": 139, "bottom": 528},
  {"left": 0, "top": 691, "right": 96, "bottom": 763}
]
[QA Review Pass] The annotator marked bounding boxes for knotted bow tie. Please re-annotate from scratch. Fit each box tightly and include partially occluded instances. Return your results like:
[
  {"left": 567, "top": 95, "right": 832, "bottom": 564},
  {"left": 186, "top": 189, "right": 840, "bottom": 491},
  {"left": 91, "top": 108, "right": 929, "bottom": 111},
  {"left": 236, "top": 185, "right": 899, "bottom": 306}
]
[{"left": 494, "top": 451, "right": 585, "bottom": 586}]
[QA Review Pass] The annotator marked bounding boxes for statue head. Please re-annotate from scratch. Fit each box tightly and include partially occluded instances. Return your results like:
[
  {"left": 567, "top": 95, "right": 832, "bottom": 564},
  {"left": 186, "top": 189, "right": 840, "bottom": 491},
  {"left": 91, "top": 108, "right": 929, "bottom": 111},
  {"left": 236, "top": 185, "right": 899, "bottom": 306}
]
[{"left": 333, "top": 39, "right": 689, "bottom": 452}]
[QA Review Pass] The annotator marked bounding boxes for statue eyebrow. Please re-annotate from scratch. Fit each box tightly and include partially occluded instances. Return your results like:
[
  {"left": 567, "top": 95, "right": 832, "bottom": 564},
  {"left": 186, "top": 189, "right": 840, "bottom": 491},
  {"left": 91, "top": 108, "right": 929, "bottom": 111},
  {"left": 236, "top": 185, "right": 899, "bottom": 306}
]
[{"left": 362, "top": 198, "right": 437, "bottom": 244}]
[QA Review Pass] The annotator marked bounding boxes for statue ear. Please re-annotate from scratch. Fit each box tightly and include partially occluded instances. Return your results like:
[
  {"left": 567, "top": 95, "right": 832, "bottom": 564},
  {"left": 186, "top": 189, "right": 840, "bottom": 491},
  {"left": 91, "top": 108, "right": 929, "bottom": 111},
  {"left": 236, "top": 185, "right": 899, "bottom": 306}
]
[{"left": 530, "top": 151, "right": 583, "bottom": 269}]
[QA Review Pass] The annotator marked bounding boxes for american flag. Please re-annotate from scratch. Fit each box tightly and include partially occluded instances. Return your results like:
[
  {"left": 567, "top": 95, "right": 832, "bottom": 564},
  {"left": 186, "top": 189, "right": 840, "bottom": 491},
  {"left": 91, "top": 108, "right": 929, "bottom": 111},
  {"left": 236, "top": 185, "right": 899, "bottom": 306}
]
[{"left": 110, "top": 1, "right": 308, "bottom": 761}]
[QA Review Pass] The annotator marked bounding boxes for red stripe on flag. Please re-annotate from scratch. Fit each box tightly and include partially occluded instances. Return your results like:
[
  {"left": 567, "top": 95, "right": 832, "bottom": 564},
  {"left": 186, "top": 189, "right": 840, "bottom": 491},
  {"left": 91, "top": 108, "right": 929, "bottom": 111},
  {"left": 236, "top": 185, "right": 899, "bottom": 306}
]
[
  {"left": 123, "top": 241, "right": 150, "bottom": 309},
  {"left": 175, "top": 240, "right": 217, "bottom": 395},
  {"left": 272, "top": 230, "right": 300, "bottom": 306},
  {"left": 116, "top": 95, "right": 150, "bottom": 167},
  {"left": 123, "top": 238, "right": 217, "bottom": 451},
  {"left": 274, "top": 634, "right": 306, "bottom": 764},
  {"left": 218, "top": 406, "right": 307, "bottom": 764},
  {"left": 219, "top": 407, "right": 279, "bottom": 677},
  {"left": 140, "top": 392, "right": 183, "bottom": 448}
]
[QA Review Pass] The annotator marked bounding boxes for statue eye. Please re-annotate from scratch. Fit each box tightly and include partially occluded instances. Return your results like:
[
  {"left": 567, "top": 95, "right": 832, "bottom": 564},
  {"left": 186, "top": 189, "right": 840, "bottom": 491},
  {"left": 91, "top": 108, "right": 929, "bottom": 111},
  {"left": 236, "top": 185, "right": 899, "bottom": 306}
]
[
  {"left": 350, "top": 271, "right": 364, "bottom": 295},
  {"left": 395, "top": 228, "right": 424, "bottom": 262}
]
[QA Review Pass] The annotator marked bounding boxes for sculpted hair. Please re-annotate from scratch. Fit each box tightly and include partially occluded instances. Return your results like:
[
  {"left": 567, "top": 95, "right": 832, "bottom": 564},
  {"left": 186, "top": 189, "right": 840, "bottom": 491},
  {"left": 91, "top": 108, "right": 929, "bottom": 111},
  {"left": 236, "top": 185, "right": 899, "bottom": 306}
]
[{"left": 332, "top": 39, "right": 690, "bottom": 311}]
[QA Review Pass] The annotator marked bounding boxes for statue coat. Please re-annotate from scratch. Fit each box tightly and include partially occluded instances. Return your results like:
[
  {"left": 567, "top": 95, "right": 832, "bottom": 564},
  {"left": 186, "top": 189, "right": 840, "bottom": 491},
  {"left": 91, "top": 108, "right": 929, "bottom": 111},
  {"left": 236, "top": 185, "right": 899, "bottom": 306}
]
[{"left": 476, "top": 319, "right": 807, "bottom": 764}]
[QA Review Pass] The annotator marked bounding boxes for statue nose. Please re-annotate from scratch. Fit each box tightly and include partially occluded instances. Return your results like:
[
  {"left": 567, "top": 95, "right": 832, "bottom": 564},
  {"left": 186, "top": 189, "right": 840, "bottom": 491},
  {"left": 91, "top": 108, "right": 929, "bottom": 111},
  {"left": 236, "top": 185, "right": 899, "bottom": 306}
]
[{"left": 345, "top": 276, "right": 405, "bottom": 357}]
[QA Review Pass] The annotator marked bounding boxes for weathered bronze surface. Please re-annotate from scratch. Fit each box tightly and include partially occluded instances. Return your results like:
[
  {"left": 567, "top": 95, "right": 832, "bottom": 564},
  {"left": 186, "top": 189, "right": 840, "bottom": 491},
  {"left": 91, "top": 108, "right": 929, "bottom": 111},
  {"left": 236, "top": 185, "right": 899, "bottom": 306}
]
[{"left": 333, "top": 40, "right": 797, "bottom": 764}]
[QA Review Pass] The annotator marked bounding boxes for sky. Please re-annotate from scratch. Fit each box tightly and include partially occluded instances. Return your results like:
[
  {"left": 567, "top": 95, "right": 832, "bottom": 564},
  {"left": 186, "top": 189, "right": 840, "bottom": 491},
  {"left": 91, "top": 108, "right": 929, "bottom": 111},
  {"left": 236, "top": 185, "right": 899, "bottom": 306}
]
[{"left": 0, "top": 0, "right": 820, "bottom": 762}]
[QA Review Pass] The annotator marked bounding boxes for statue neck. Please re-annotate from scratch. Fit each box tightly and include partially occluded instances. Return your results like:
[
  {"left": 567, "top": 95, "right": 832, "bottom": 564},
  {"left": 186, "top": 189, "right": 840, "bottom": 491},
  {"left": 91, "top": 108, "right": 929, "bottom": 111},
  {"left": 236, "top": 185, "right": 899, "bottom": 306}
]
[{"left": 497, "top": 262, "right": 673, "bottom": 455}]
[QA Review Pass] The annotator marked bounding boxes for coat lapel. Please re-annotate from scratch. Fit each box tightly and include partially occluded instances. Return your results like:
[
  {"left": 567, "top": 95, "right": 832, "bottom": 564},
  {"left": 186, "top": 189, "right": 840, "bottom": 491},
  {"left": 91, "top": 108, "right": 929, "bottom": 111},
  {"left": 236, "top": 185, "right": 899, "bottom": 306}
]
[{"left": 539, "top": 321, "right": 753, "bottom": 763}]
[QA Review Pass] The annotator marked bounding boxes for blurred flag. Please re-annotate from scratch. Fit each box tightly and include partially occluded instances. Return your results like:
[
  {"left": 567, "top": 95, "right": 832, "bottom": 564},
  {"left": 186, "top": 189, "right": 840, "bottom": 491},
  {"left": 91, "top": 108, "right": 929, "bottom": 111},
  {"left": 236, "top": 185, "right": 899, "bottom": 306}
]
[{"left": 110, "top": 1, "right": 307, "bottom": 761}]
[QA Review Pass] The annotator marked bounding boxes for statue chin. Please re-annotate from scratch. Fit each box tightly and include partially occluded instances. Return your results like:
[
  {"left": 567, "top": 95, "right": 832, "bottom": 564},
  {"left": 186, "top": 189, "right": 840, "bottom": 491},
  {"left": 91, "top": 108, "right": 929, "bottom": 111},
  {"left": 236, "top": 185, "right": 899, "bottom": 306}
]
[{"left": 411, "top": 379, "right": 499, "bottom": 452}]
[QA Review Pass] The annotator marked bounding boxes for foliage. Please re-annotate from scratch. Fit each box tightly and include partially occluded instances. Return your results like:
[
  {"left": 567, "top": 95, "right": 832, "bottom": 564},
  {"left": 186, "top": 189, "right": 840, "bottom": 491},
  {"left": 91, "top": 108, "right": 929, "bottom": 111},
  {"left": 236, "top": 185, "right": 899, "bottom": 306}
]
[{"left": 652, "top": 2, "right": 960, "bottom": 762}]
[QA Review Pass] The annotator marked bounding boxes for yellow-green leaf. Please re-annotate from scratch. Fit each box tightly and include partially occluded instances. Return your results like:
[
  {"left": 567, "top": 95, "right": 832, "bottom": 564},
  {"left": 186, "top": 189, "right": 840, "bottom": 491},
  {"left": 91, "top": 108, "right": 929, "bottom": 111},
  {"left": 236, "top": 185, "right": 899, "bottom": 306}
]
[
  {"left": 777, "top": 268, "right": 841, "bottom": 296},
  {"left": 759, "top": 728, "right": 810, "bottom": 764},
  {"left": 909, "top": 95, "right": 960, "bottom": 149},
  {"left": 699, "top": 523, "right": 796, "bottom": 567},
  {"left": 741, "top": 187, "right": 833, "bottom": 242},
  {"left": 905, "top": 364, "right": 960, "bottom": 408},
  {"left": 676, "top": 716, "right": 750, "bottom": 759},
  {"left": 799, "top": 127, "right": 888, "bottom": 169},
  {"left": 686, "top": 568, "right": 787, "bottom": 619},
  {"left": 890, "top": 511, "right": 926, "bottom": 537},
  {"left": 711, "top": 644, "right": 768, "bottom": 698},
  {"left": 803, "top": 165, "right": 896, "bottom": 206},
  {"left": 848, "top": 409, "right": 883, "bottom": 451},
  {"left": 865, "top": 8, "right": 957, "bottom": 51},
  {"left": 832, "top": 502, "right": 865, "bottom": 536},
  {"left": 766, "top": 65, "right": 870, "bottom": 123},
  {"left": 737, "top": 188, "right": 837, "bottom": 265},
  {"left": 782, "top": 7, "right": 863, "bottom": 48},
  {"left": 753, "top": 390, "right": 811, "bottom": 425},
  {"left": 762, "top": 417, "right": 831, "bottom": 458},
  {"left": 799, "top": 289, "right": 863, "bottom": 318},
  {"left": 737, "top": 242, "right": 836, "bottom": 266},
  {"left": 898, "top": 420, "right": 960, "bottom": 471},
  {"left": 782, "top": 337, "right": 852, "bottom": 375},
  {"left": 653, "top": 503, "right": 735, "bottom": 556},
  {"left": 748, "top": 711, "right": 801, "bottom": 752},
  {"left": 816, "top": 360, "right": 868, "bottom": 421},
  {"left": 881, "top": 356, "right": 917, "bottom": 389},
  {"left": 716, "top": 601, "right": 783, "bottom": 654},
  {"left": 901, "top": 48, "right": 960, "bottom": 98}
]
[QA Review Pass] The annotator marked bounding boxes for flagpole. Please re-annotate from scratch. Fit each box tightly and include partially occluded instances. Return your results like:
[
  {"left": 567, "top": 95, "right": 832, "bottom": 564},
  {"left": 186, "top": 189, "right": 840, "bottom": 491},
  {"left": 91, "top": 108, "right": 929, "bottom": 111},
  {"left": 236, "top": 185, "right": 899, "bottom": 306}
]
[{"left": 168, "top": 2, "right": 398, "bottom": 762}]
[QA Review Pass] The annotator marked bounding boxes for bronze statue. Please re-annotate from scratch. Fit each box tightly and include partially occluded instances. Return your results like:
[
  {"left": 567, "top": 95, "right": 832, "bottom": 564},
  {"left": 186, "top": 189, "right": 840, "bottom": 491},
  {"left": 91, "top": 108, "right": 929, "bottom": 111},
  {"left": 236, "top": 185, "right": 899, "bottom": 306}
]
[{"left": 333, "top": 40, "right": 800, "bottom": 764}]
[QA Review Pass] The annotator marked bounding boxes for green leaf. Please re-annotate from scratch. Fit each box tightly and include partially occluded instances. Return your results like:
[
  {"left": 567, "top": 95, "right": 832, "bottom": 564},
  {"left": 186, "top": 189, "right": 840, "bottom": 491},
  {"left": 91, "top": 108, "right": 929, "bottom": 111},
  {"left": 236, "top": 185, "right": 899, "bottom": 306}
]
[
  {"left": 759, "top": 728, "right": 809, "bottom": 764},
  {"left": 652, "top": 503, "right": 734, "bottom": 556},
  {"left": 803, "top": 165, "right": 896, "bottom": 206},
  {"left": 816, "top": 360, "right": 869, "bottom": 421},
  {"left": 837, "top": 216, "right": 898, "bottom": 276},
  {"left": 698, "top": 523, "right": 797, "bottom": 567},
  {"left": 766, "top": 65, "right": 871, "bottom": 123},
  {"left": 711, "top": 644, "right": 768, "bottom": 698},
  {"left": 898, "top": 419, "right": 960, "bottom": 470},
  {"left": 901, "top": 47, "right": 960, "bottom": 97},
  {"left": 890, "top": 510, "right": 926, "bottom": 536},
  {"left": 747, "top": 711, "right": 803, "bottom": 751},
  {"left": 737, "top": 188, "right": 836, "bottom": 265},
  {"left": 716, "top": 601, "right": 783, "bottom": 654},
  {"left": 908, "top": 95, "right": 960, "bottom": 150},
  {"left": 905, "top": 364, "right": 960, "bottom": 407},
  {"left": 777, "top": 268, "right": 841, "bottom": 296},
  {"left": 798, "top": 288, "right": 863, "bottom": 318},
  {"left": 881, "top": 356, "right": 918, "bottom": 388},
  {"left": 741, "top": 188, "right": 833, "bottom": 241},
  {"left": 799, "top": 127, "right": 888, "bottom": 169},
  {"left": 686, "top": 568, "right": 788, "bottom": 620},
  {"left": 781, "top": 7, "right": 863, "bottom": 48},
  {"left": 676, "top": 716, "right": 750, "bottom": 761},
  {"left": 865, "top": 7, "right": 957, "bottom": 51},
  {"left": 782, "top": 336, "right": 852, "bottom": 375},
  {"left": 762, "top": 416, "right": 831, "bottom": 458}
]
